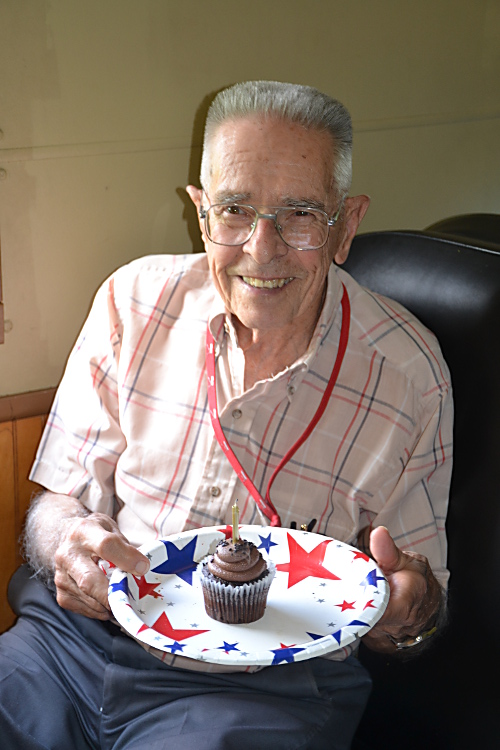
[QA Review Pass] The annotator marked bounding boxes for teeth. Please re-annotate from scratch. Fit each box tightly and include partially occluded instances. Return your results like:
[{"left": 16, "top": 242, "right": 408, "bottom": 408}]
[{"left": 242, "top": 276, "right": 293, "bottom": 289}]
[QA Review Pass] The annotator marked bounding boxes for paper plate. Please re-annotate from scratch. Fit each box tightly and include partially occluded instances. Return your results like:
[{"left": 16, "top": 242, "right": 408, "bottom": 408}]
[{"left": 107, "top": 525, "right": 389, "bottom": 666}]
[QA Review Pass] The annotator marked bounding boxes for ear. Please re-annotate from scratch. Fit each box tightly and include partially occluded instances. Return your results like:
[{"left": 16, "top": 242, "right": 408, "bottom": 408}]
[
  {"left": 186, "top": 185, "right": 208, "bottom": 243},
  {"left": 186, "top": 184, "right": 203, "bottom": 213},
  {"left": 333, "top": 194, "right": 370, "bottom": 265}
]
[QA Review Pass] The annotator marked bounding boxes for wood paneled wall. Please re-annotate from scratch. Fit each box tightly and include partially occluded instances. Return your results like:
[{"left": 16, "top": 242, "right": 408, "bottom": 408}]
[{"left": 0, "top": 395, "right": 52, "bottom": 632}]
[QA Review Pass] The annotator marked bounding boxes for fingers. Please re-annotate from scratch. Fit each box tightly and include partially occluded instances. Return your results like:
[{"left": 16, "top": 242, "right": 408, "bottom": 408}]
[
  {"left": 371, "top": 566, "right": 427, "bottom": 630},
  {"left": 53, "top": 513, "right": 150, "bottom": 619},
  {"left": 369, "top": 526, "right": 428, "bottom": 580},
  {"left": 365, "top": 567, "right": 443, "bottom": 652},
  {"left": 83, "top": 515, "right": 150, "bottom": 576},
  {"left": 368, "top": 526, "right": 404, "bottom": 575},
  {"left": 54, "top": 563, "right": 112, "bottom": 619},
  {"left": 363, "top": 526, "right": 443, "bottom": 651}
]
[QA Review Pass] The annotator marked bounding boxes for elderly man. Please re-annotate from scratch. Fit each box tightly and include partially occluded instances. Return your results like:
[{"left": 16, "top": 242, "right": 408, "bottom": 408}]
[{"left": 0, "top": 81, "right": 452, "bottom": 749}]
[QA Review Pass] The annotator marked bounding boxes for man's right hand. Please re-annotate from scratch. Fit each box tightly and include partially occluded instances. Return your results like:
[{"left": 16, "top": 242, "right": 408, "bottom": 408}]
[{"left": 53, "top": 512, "right": 150, "bottom": 619}]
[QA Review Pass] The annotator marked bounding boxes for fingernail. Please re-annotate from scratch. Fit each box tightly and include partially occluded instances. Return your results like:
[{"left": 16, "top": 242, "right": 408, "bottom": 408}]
[{"left": 134, "top": 560, "right": 149, "bottom": 576}]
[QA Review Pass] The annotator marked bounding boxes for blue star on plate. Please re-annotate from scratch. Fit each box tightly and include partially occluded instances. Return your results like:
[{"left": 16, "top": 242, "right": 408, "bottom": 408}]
[
  {"left": 165, "top": 641, "right": 186, "bottom": 654},
  {"left": 216, "top": 641, "right": 240, "bottom": 654},
  {"left": 360, "top": 569, "right": 386, "bottom": 591},
  {"left": 331, "top": 630, "right": 343, "bottom": 645},
  {"left": 110, "top": 578, "right": 129, "bottom": 596},
  {"left": 331, "top": 619, "right": 369, "bottom": 645},
  {"left": 271, "top": 645, "right": 306, "bottom": 664},
  {"left": 257, "top": 533, "right": 278, "bottom": 555},
  {"left": 306, "top": 632, "right": 327, "bottom": 641},
  {"left": 152, "top": 537, "right": 198, "bottom": 585}
]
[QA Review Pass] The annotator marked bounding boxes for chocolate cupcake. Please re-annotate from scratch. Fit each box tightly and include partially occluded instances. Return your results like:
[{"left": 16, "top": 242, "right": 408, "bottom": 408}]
[{"left": 198, "top": 539, "right": 275, "bottom": 624}]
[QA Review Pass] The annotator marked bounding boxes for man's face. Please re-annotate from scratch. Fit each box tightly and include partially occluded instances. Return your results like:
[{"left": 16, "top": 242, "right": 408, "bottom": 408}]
[{"left": 190, "top": 117, "right": 351, "bottom": 336}]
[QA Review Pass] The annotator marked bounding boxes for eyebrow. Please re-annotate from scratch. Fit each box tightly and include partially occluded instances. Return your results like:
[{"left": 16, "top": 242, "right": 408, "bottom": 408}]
[
  {"left": 211, "top": 191, "right": 251, "bottom": 204},
  {"left": 210, "top": 192, "right": 327, "bottom": 211},
  {"left": 282, "top": 197, "right": 327, "bottom": 211}
]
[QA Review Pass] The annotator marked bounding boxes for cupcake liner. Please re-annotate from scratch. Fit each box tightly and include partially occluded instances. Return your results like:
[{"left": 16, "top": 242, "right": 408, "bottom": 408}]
[{"left": 197, "top": 557, "right": 276, "bottom": 624}]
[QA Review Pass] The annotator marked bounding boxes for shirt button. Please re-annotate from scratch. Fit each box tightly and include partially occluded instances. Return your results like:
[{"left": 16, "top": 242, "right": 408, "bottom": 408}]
[
  {"left": 287, "top": 385, "right": 295, "bottom": 396},
  {"left": 232, "top": 409, "right": 242, "bottom": 419},
  {"left": 210, "top": 486, "right": 221, "bottom": 497}
]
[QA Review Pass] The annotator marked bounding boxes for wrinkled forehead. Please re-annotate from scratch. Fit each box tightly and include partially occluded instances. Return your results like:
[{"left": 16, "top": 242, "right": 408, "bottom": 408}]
[{"left": 205, "top": 116, "right": 337, "bottom": 204}]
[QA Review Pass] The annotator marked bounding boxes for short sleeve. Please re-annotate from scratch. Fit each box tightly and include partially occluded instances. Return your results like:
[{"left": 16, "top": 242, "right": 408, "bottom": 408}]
[{"left": 30, "top": 274, "right": 126, "bottom": 517}]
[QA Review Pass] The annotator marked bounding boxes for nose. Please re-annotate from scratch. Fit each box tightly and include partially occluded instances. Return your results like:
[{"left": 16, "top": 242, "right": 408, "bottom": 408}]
[{"left": 243, "top": 214, "right": 288, "bottom": 264}]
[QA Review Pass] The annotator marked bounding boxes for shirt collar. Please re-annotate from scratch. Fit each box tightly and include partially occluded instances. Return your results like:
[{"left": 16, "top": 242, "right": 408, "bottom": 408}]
[{"left": 301, "top": 263, "right": 344, "bottom": 367}]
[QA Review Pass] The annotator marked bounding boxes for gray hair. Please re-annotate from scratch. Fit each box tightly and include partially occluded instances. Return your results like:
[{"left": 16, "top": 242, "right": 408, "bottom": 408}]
[{"left": 200, "top": 80, "right": 352, "bottom": 196}]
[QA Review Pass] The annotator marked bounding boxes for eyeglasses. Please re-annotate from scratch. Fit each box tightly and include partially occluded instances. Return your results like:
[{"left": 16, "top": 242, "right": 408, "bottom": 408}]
[{"left": 199, "top": 195, "right": 345, "bottom": 251}]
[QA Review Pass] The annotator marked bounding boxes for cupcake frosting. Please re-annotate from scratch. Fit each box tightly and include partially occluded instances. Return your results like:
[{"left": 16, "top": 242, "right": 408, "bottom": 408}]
[{"left": 207, "top": 540, "right": 267, "bottom": 583}]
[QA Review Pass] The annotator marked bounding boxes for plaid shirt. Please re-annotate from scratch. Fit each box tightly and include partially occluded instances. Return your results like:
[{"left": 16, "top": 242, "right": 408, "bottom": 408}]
[{"left": 31, "top": 253, "right": 453, "bottom": 670}]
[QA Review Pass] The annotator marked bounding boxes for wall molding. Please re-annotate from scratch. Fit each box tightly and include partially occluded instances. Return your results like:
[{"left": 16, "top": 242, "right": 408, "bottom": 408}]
[{"left": 0, "top": 388, "right": 56, "bottom": 423}]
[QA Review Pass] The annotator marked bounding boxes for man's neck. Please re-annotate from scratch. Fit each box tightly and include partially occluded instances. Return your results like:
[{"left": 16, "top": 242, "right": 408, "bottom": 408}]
[
  {"left": 233, "top": 324, "right": 312, "bottom": 390},
  {"left": 232, "top": 291, "right": 326, "bottom": 390}
]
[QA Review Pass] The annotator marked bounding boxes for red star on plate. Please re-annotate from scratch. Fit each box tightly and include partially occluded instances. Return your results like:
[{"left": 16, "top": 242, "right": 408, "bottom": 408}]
[
  {"left": 336, "top": 600, "right": 356, "bottom": 612},
  {"left": 218, "top": 525, "right": 238, "bottom": 540},
  {"left": 276, "top": 533, "right": 340, "bottom": 588},
  {"left": 132, "top": 575, "right": 163, "bottom": 599},
  {"left": 351, "top": 550, "right": 370, "bottom": 562},
  {"left": 137, "top": 612, "right": 209, "bottom": 641},
  {"left": 363, "top": 599, "right": 376, "bottom": 610}
]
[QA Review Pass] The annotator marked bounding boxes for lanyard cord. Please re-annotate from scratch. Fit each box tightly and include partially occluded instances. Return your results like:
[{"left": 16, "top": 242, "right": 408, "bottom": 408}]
[{"left": 205, "top": 284, "right": 350, "bottom": 527}]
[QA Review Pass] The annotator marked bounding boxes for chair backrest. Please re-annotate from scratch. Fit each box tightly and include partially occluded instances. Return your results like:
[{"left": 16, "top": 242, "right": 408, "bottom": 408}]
[
  {"left": 343, "top": 230, "right": 500, "bottom": 749},
  {"left": 425, "top": 212, "right": 500, "bottom": 248}
]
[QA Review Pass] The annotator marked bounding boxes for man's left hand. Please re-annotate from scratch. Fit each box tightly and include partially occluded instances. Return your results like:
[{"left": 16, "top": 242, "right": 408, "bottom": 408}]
[{"left": 361, "top": 526, "right": 444, "bottom": 653}]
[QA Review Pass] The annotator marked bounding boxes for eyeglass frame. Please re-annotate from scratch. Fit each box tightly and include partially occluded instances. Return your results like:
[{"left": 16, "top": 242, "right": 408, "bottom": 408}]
[{"left": 198, "top": 192, "right": 347, "bottom": 251}]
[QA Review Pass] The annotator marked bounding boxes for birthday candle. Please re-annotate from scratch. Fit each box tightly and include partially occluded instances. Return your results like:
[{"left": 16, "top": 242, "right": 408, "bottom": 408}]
[{"left": 232, "top": 502, "right": 239, "bottom": 543}]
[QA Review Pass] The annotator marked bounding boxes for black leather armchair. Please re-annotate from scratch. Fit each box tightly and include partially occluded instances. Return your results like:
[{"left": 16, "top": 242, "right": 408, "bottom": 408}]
[{"left": 343, "top": 230, "right": 500, "bottom": 749}]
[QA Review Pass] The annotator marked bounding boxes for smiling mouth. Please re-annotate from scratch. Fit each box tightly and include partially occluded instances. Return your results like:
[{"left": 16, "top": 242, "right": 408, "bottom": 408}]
[{"left": 241, "top": 276, "right": 294, "bottom": 289}]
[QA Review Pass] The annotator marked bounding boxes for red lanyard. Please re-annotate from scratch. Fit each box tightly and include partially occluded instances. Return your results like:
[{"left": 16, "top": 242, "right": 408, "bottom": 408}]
[{"left": 205, "top": 284, "right": 350, "bottom": 527}]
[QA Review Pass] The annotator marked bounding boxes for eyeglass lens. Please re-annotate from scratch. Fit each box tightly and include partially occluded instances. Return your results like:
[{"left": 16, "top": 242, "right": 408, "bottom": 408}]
[{"left": 206, "top": 205, "right": 328, "bottom": 250}]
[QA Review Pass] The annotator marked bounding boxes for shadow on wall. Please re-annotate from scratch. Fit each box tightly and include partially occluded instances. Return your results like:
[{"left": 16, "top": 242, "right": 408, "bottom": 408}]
[{"left": 180, "top": 84, "right": 243, "bottom": 254}]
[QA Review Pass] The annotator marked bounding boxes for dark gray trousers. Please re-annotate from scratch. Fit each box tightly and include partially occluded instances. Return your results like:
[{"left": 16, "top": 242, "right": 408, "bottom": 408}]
[{"left": 0, "top": 566, "right": 371, "bottom": 749}]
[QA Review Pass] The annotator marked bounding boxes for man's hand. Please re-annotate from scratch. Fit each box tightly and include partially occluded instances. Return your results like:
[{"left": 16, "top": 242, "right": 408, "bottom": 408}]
[
  {"left": 53, "top": 512, "right": 150, "bottom": 620},
  {"left": 361, "top": 526, "right": 445, "bottom": 653}
]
